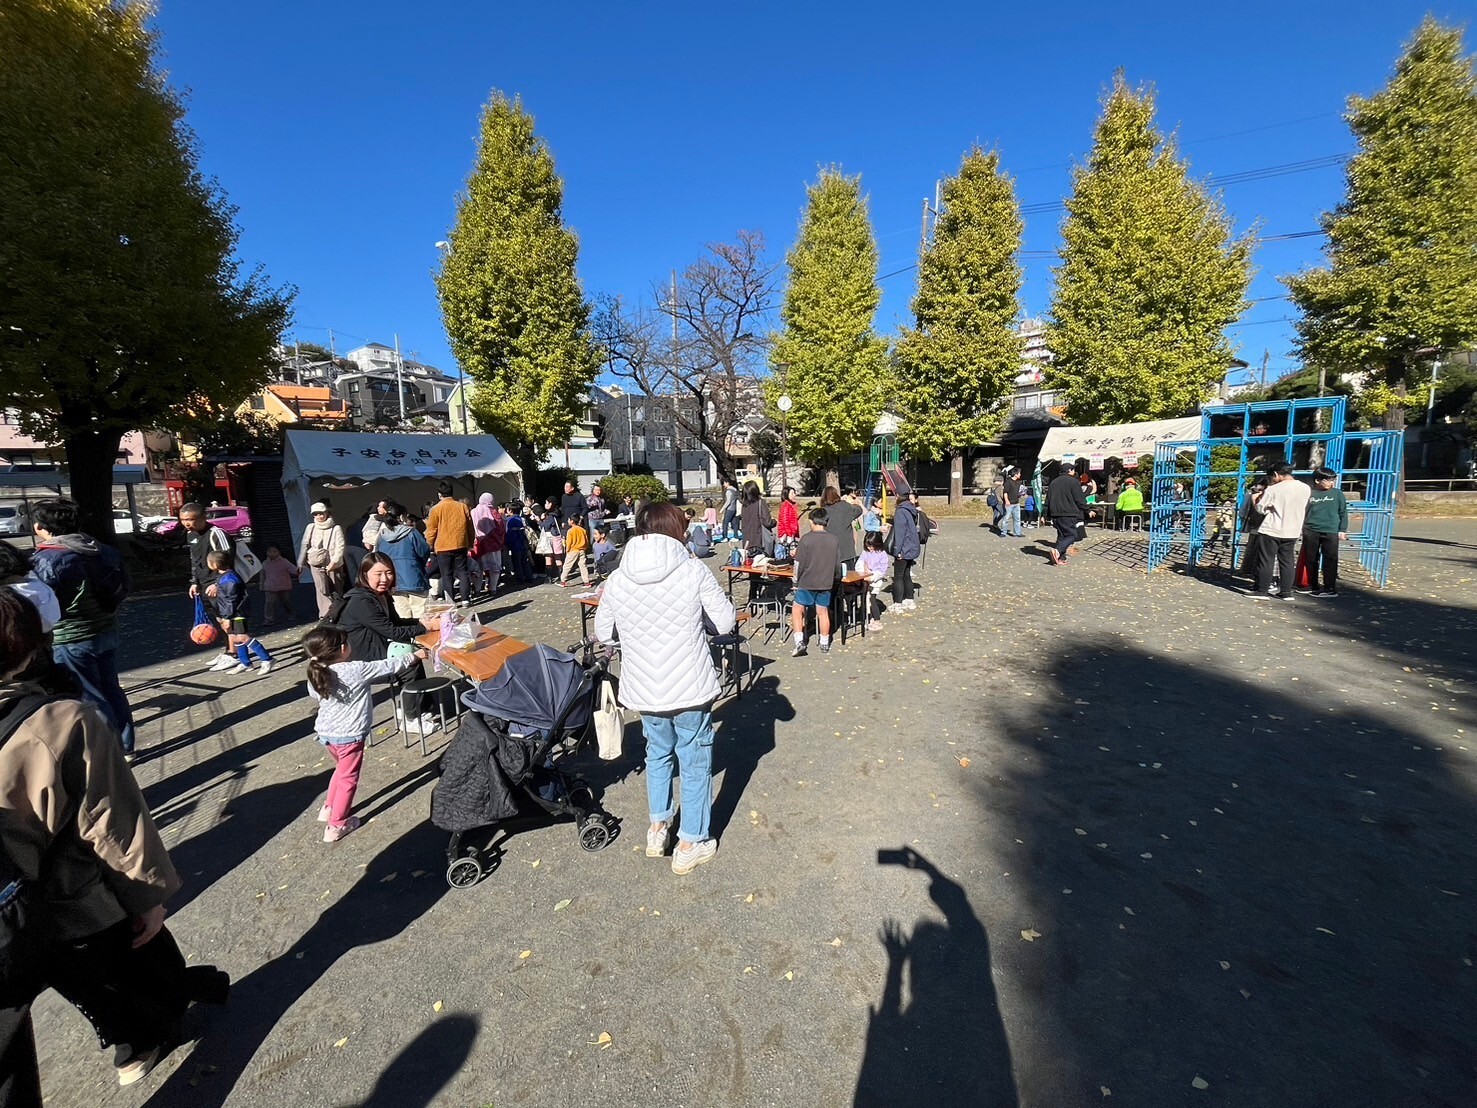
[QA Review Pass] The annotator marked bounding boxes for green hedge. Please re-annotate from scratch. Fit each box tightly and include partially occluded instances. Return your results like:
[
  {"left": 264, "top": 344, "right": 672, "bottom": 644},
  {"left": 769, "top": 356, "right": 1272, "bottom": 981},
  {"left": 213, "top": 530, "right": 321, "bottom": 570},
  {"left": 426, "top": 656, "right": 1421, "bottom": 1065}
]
[{"left": 596, "top": 474, "right": 669, "bottom": 503}]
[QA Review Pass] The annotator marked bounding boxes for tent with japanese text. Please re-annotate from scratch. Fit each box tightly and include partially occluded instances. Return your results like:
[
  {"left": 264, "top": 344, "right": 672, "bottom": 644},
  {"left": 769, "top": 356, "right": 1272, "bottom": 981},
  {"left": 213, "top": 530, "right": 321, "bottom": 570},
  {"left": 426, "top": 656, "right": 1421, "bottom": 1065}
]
[
  {"left": 281, "top": 430, "right": 522, "bottom": 551},
  {"left": 1037, "top": 417, "right": 1200, "bottom": 465}
]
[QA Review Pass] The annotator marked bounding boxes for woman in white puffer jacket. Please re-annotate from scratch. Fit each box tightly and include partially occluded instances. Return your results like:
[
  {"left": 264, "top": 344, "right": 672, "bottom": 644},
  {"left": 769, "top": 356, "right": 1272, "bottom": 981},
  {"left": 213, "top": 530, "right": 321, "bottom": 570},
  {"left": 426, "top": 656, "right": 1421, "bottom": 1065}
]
[{"left": 594, "top": 502, "right": 736, "bottom": 875}]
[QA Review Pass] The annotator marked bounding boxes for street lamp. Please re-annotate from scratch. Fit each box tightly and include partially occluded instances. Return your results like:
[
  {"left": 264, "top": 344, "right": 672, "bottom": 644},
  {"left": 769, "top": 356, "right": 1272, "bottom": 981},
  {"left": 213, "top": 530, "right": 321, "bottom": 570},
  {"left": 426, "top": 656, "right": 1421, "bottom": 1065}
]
[
  {"left": 777, "top": 393, "right": 793, "bottom": 491},
  {"left": 434, "top": 239, "right": 470, "bottom": 434}
]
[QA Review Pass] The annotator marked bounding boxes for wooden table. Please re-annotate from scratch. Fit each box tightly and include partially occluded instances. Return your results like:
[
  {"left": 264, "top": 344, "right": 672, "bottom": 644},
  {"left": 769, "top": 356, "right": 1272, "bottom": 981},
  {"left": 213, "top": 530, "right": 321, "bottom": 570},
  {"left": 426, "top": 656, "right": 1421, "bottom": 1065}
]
[
  {"left": 415, "top": 626, "right": 533, "bottom": 685},
  {"left": 720, "top": 564, "right": 869, "bottom": 643},
  {"left": 575, "top": 594, "right": 601, "bottom": 641}
]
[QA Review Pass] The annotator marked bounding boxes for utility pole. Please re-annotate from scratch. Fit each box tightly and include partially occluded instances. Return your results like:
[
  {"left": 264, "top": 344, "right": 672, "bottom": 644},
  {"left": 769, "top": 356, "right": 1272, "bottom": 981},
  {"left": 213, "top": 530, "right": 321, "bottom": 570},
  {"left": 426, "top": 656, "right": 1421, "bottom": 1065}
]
[
  {"left": 294, "top": 340, "right": 301, "bottom": 386},
  {"left": 919, "top": 180, "right": 943, "bottom": 253},
  {"left": 667, "top": 269, "right": 684, "bottom": 503},
  {"left": 1421, "top": 357, "right": 1442, "bottom": 470},
  {"left": 1260, "top": 349, "right": 1270, "bottom": 389},
  {"left": 393, "top": 333, "right": 406, "bottom": 424}
]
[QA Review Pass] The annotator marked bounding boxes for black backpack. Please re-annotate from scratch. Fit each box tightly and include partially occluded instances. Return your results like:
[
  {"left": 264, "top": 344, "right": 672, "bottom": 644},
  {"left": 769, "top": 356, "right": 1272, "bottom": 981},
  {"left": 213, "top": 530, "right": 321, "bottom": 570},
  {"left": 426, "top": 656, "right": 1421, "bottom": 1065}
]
[
  {"left": 92, "top": 542, "right": 131, "bottom": 613},
  {"left": 0, "top": 693, "right": 59, "bottom": 1006}
]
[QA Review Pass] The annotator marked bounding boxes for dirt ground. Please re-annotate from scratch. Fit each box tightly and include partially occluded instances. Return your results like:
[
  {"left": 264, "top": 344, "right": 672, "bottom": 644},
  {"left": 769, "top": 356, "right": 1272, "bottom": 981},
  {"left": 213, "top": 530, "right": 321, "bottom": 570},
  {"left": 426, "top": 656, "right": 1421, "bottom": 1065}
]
[{"left": 29, "top": 519, "right": 1477, "bottom": 1108}]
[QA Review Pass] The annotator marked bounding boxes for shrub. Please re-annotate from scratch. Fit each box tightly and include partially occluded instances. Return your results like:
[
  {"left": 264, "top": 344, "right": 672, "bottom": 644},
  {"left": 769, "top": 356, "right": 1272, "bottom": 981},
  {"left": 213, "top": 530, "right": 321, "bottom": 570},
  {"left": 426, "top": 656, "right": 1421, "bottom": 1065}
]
[{"left": 596, "top": 474, "right": 669, "bottom": 504}]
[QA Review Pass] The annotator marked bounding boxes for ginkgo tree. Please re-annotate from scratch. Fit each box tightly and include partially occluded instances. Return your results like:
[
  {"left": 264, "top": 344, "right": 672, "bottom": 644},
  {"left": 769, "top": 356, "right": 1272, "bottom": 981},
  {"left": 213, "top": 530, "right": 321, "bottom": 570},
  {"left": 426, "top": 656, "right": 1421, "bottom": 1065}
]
[
  {"left": 1048, "top": 74, "right": 1253, "bottom": 425},
  {"left": 768, "top": 168, "right": 891, "bottom": 484},
  {"left": 895, "top": 148, "right": 1024, "bottom": 503}
]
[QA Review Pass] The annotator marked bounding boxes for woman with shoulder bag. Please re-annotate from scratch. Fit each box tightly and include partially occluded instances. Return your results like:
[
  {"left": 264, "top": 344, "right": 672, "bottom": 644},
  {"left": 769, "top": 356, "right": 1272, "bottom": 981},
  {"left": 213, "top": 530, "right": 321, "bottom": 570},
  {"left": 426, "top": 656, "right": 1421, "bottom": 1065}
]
[
  {"left": 594, "top": 505, "right": 736, "bottom": 874},
  {"left": 298, "top": 501, "right": 347, "bottom": 618},
  {"left": 0, "top": 586, "right": 229, "bottom": 1095}
]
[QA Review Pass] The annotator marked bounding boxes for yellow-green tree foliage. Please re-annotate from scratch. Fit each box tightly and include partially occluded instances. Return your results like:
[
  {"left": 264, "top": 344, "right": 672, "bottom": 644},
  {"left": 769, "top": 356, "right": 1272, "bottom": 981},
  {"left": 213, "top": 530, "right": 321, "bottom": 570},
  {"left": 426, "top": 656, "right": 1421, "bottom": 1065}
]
[
  {"left": 768, "top": 169, "right": 890, "bottom": 466},
  {"left": 0, "top": 0, "right": 291, "bottom": 538},
  {"left": 895, "top": 148, "right": 1023, "bottom": 461},
  {"left": 1285, "top": 18, "right": 1477, "bottom": 426},
  {"left": 437, "top": 92, "right": 600, "bottom": 480},
  {"left": 1047, "top": 75, "right": 1252, "bottom": 425}
]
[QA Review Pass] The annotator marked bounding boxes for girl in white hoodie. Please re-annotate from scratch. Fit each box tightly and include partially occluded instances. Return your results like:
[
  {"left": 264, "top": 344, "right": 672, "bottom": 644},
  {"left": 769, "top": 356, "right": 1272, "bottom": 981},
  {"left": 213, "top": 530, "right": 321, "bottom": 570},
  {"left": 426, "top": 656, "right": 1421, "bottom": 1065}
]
[{"left": 593, "top": 503, "right": 736, "bottom": 874}]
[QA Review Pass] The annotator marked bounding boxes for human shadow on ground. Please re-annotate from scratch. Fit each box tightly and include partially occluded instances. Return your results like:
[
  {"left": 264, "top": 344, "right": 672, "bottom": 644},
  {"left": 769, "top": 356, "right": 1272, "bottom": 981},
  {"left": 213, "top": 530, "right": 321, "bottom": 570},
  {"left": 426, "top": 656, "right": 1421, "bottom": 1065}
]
[
  {"left": 163, "top": 768, "right": 332, "bottom": 915},
  {"left": 145, "top": 822, "right": 452, "bottom": 1108},
  {"left": 142, "top": 695, "right": 314, "bottom": 807},
  {"left": 343, "top": 1013, "right": 479, "bottom": 1108},
  {"left": 981, "top": 632, "right": 1477, "bottom": 1105},
  {"left": 853, "top": 848, "right": 1018, "bottom": 1108},
  {"left": 709, "top": 675, "right": 792, "bottom": 841}
]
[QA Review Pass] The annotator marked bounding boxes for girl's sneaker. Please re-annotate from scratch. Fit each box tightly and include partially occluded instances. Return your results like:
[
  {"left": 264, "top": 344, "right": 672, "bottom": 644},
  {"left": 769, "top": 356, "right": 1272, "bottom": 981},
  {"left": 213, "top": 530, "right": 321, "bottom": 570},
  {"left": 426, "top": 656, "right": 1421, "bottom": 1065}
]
[
  {"left": 867, "top": 620, "right": 882, "bottom": 632},
  {"left": 317, "top": 805, "right": 331, "bottom": 823},
  {"left": 324, "top": 816, "right": 361, "bottom": 843}
]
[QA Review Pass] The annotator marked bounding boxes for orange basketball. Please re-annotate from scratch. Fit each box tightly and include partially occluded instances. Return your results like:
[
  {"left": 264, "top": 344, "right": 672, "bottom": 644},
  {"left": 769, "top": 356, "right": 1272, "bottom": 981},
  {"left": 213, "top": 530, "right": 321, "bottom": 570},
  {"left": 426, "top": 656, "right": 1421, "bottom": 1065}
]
[{"left": 190, "top": 622, "right": 219, "bottom": 646}]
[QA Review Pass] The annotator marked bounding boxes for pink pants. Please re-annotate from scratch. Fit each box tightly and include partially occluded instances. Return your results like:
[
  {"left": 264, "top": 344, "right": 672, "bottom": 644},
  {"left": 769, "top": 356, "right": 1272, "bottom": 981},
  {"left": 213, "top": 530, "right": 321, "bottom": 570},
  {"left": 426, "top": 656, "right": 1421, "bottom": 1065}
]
[{"left": 325, "top": 741, "right": 365, "bottom": 826}]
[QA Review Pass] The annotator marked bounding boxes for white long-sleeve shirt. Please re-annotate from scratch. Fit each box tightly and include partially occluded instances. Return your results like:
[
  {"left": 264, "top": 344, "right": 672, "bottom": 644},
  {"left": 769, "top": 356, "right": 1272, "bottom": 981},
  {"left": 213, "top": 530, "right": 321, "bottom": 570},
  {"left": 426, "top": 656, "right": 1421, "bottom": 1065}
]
[{"left": 1256, "top": 479, "right": 1312, "bottom": 539}]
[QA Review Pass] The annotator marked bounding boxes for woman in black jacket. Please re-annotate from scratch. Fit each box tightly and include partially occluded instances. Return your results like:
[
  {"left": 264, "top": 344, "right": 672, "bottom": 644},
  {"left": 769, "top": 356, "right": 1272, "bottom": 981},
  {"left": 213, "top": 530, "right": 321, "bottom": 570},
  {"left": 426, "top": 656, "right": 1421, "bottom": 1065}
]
[
  {"left": 738, "top": 482, "right": 772, "bottom": 559},
  {"left": 335, "top": 553, "right": 441, "bottom": 733}
]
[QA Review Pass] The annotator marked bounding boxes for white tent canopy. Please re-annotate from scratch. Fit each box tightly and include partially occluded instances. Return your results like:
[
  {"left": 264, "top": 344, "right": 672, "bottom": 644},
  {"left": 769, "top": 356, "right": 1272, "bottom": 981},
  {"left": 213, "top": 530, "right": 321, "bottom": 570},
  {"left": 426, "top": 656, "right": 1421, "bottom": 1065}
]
[
  {"left": 281, "top": 430, "right": 522, "bottom": 551},
  {"left": 1038, "top": 417, "right": 1200, "bottom": 464}
]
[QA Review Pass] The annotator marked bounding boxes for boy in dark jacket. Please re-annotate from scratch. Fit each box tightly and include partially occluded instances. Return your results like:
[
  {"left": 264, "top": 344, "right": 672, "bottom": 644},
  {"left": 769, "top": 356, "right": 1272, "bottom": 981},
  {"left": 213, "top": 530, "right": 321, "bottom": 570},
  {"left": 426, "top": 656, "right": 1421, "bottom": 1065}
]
[
  {"left": 790, "top": 509, "right": 840, "bottom": 657},
  {"left": 1299, "top": 467, "right": 1349, "bottom": 597},
  {"left": 208, "top": 551, "right": 274, "bottom": 676}
]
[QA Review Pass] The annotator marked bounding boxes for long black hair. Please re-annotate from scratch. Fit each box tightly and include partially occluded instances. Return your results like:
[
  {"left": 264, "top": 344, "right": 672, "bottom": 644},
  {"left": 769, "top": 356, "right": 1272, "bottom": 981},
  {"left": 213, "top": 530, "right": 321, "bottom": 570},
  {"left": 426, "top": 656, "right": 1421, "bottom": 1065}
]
[
  {"left": 303, "top": 625, "right": 348, "bottom": 698},
  {"left": 741, "top": 481, "right": 761, "bottom": 506}
]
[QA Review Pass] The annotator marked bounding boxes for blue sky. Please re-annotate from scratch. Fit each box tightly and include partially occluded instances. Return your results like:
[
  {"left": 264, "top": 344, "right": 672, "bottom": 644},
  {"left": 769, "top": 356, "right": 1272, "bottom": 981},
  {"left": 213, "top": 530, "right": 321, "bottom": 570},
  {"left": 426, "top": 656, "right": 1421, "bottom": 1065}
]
[{"left": 152, "top": 1, "right": 1464, "bottom": 385}]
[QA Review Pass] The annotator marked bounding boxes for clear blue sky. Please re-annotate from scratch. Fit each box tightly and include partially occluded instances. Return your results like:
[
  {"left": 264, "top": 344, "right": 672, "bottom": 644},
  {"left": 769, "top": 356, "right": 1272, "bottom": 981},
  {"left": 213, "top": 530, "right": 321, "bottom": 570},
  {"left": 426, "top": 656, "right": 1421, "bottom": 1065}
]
[{"left": 152, "top": 0, "right": 1463, "bottom": 385}]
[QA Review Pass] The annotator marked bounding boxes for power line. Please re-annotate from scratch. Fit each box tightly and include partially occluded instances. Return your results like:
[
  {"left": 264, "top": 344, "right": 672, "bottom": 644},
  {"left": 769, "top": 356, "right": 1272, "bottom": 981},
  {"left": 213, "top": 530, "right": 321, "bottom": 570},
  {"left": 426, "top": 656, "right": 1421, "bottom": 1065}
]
[
  {"left": 877, "top": 232, "right": 1325, "bottom": 282},
  {"left": 1019, "top": 154, "right": 1349, "bottom": 215}
]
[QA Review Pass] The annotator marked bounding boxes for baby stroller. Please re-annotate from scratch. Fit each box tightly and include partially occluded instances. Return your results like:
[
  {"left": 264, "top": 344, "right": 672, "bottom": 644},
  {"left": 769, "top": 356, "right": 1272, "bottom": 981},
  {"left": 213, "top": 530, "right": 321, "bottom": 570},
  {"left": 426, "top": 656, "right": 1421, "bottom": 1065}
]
[{"left": 431, "top": 641, "right": 617, "bottom": 888}]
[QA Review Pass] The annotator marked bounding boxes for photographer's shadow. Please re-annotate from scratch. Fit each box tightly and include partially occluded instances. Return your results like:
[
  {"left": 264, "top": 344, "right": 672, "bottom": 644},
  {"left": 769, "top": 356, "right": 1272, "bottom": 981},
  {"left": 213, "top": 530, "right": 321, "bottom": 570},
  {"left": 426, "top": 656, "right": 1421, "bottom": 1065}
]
[{"left": 855, "top": 848, "right": 1018, "bottom": 1108}]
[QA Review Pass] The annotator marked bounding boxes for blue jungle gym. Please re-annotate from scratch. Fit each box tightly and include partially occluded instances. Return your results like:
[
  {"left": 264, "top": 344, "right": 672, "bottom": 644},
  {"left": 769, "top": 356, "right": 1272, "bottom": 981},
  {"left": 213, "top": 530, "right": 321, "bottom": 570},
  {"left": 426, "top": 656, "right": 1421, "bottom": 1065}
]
[{"left": 1146, "top": 397, "right": 1403, "bottom": 587}]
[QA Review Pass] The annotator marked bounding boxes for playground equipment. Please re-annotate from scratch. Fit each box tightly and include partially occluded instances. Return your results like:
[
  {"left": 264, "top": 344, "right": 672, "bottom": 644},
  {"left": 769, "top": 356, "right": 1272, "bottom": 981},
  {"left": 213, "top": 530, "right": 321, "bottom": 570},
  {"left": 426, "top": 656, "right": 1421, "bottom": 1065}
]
[
  {"left": 1146, "top": 397, "right": 1403, "bottom": 587},
  {"left": 865, "top": 432, "right": 911, "bottom": 519}
]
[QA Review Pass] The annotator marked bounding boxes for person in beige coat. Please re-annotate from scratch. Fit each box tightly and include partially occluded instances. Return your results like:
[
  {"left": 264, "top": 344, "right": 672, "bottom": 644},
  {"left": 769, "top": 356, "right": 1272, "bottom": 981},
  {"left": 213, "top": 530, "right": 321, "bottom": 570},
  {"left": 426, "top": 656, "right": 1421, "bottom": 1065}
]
[
  {"left": 0, "top": 586, "right": 227, "bottom": 1092},
  {"left": 297, "top": 501, "right": 347, "bottom": 618}
]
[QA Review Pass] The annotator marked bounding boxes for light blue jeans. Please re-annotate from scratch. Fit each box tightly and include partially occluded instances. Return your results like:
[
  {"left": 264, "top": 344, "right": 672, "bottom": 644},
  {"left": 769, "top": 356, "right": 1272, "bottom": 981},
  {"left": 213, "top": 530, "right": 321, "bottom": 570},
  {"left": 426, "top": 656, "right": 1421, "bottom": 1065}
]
[
  {"left": 643, "top": 708, "right": 715, "bottom": 843},
  {"left": 1000, "top": 504, "right": 1023, "bottom": 536}
]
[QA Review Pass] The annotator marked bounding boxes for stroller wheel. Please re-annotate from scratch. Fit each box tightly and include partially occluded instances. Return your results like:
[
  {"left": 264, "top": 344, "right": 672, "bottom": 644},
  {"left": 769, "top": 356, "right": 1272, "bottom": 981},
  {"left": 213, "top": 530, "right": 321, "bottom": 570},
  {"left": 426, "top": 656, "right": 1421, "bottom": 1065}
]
[
  {"left": 446, "top": 857, "right": 483, "bottom": 889},
  {"left": 578, "top": 818, "right": 612, "bottom": 853},
  {"left": 567, "top": 781, "right": 595, "bottom": 810}
]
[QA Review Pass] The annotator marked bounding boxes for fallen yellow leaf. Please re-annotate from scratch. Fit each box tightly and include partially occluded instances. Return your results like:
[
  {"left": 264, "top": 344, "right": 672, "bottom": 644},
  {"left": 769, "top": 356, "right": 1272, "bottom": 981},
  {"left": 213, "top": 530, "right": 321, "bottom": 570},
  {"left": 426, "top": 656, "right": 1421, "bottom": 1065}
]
[
  {"left": 829, "top": 937, "right": 843, "bottom": 947},
  {"left": 744, "top": 893, "right": 754, "bottom": 904},
  {"left": 588, "top": 1031, "right": 612, "bottom": 1049},
  {"left": 554, "top": 898, "right": 572, "bottom": 912},
  {"left": 519, "top": 950, "right": 532, "bottom": 960},
  {"left": 1191, "top": 1076, "right": 1209, "bottom": 1090},
  {"left": 783, "top": 970, "right": 794, "bottom": 981},
  {"left": 1101, "top": 1088, "right": 1112, "bottom": 1098},
  {"left": 334, "top": 1037, "right": 349, "bottom": 1048},
  {"left": 433, "top": 1000, "right": 443, "bottom": 1013},
  {"left": 1021, "top": 928, "right": 1042, "bottom": 942}
]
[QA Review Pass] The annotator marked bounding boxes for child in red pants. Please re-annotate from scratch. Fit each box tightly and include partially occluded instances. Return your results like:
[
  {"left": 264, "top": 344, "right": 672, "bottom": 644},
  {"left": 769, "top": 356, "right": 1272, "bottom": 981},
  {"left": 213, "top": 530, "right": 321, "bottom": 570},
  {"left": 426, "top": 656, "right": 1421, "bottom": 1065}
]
[{"left": 302, "top": 625, "right": 422, "bottom": 842}]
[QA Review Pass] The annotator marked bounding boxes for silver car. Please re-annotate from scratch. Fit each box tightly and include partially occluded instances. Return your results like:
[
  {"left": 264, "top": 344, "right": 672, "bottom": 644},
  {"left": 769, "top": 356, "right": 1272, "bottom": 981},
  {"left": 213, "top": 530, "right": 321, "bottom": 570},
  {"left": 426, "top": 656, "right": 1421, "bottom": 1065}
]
[{"left": 0, "top": 503, "right": 28, "bottom": 537}]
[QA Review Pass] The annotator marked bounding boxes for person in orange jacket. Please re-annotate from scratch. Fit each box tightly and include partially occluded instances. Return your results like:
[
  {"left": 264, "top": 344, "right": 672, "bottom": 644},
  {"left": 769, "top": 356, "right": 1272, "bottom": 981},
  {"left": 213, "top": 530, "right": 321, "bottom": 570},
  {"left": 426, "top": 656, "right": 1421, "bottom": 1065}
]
[
  {"left": 424, "top": 481, "right": 475, "bottom": 607},
  {"left": 559, "top": 518, "right": 592, "bottom": 587}
]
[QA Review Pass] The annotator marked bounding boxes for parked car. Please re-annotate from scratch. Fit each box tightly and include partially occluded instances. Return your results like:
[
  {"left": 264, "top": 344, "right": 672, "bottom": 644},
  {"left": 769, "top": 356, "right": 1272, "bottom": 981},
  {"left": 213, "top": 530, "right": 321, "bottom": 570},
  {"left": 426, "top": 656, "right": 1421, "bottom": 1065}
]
[
  {"left": 153, "top": 504, "right": 253, "bottom": 542},
  {"left": 0, "top": 503, "right": 29, "bottom": 538}
]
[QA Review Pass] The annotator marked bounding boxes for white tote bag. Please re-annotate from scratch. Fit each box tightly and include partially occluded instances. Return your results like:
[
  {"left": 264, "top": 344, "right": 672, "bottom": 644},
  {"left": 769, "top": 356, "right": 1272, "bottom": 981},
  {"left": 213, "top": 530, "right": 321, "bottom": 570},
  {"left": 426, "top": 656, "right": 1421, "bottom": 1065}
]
[
  {"left": 233, "top": 539, "right": 263, "bottom": 583},
  {"left": 593, "top": 678, "right": 625, "bottom": 761}
]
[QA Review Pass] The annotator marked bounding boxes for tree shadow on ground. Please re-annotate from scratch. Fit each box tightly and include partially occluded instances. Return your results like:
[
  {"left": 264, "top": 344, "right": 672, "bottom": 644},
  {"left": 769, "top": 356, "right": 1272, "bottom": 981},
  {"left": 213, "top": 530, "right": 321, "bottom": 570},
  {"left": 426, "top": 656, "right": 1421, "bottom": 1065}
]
[
  {"left": 710, "top": 675, "right": 792, "bottom": 840},
  {"left": 145, "top": 822, "right": 451, "bottom": 1108},
  {"left": 853, "top": 848, "right": 1018, "bottom": 1108},
  {"left": 135, "top": 684, "right": 308, "bottom": 769},
  {"left": 342, "top": 1013, "right": 479, "bottom": 1108},
  {"left": 982, "top": 631, "right": 1477, "bottom": 1105}
]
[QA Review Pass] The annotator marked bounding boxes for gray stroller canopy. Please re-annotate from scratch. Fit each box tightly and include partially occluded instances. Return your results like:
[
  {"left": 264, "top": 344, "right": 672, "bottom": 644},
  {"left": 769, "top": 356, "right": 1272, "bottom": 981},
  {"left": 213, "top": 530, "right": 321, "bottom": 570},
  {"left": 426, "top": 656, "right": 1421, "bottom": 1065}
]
[{"left": 461, "top": 643, "right": 594, "bottom": 733}]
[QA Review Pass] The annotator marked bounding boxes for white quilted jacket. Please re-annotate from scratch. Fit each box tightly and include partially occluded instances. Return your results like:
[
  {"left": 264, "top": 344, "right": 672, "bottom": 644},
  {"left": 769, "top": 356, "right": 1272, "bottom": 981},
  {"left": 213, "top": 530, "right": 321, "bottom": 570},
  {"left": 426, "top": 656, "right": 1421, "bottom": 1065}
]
[{"left": 594, "top": 533, "right": 736, "bottom": 713}]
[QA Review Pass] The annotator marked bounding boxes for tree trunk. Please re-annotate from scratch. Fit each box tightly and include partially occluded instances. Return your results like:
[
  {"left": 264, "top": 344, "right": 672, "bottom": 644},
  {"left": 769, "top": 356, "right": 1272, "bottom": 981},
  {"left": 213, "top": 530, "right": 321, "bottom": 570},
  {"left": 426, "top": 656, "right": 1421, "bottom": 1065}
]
[
  {"left": 949, "top": 448, "right": 964, "bottom": 506},
  {"left": 63, "top": 426, "right": 124, "bottom": 543},
  {"left": 1385, "top": 355, "right": 1408, "bottom": 506},
  {"left": 516, "top": 442, "right": 540, "bottom": 503}
]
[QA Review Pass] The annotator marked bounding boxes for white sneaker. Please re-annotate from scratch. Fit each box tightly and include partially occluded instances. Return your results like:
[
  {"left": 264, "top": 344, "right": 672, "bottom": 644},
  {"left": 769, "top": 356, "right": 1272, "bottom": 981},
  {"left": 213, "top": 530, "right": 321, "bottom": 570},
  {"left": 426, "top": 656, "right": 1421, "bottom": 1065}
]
[
  {"left": 207, "top": 654, "right": 236, "bottom": 672},
  {"left": 257, "top": 660, "right": 274, "bottom": 676},
  {"left": 226, "top": 662, "right": 250, "bottom": 675}
]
